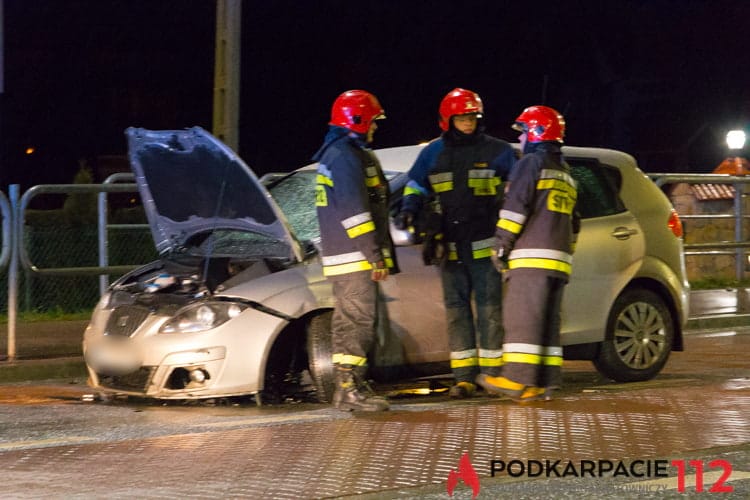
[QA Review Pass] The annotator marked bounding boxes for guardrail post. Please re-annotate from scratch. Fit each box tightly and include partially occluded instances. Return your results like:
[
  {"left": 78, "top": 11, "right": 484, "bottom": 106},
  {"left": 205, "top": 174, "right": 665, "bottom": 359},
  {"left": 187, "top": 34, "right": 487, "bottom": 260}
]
[
  {"left": 734, "top": 179, "right": 744, "bottom": 281},
  {"left": 6, "top": 185, "right": 19, "bottom": 361}
]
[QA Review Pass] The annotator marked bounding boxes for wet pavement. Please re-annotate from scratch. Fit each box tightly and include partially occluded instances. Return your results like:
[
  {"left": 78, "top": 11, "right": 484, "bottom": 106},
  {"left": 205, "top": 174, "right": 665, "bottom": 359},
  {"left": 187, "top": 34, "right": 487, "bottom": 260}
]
[{"left": 0, "top": 327, "right": 749, "bottom": 498}]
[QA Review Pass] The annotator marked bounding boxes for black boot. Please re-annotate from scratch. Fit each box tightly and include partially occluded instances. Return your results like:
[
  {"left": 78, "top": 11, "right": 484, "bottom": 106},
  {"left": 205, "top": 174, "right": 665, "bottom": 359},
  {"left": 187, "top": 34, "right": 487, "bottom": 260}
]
[{"left": 332, "top": 365, "right": 389, "bottom": 412}]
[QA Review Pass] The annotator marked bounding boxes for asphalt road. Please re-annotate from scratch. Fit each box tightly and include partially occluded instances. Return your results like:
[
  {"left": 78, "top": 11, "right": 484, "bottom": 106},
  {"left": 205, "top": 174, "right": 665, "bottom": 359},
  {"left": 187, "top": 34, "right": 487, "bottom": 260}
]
[{"left": 0, "top": 326, "right": 748, "bottom": 498}]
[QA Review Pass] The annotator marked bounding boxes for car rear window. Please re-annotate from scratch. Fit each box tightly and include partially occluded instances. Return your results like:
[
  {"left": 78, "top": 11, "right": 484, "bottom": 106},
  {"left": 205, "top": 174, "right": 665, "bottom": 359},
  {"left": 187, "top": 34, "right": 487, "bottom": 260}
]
[{"left": 567, "top": 158, "right": 626, "bottom": 219}]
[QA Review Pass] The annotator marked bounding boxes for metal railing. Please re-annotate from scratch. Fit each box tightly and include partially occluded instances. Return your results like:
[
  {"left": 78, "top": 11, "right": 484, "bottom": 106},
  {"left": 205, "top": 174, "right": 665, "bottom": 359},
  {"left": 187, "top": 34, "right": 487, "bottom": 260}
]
[
  {"left": 3, "top": 181, "right": 145, "bottom": 361},
  {"left": 2, "top": 172, "right": 750, "bottom": 361},
  {"left": 649, "top": 173, "right": 750, "bottom": 281}
]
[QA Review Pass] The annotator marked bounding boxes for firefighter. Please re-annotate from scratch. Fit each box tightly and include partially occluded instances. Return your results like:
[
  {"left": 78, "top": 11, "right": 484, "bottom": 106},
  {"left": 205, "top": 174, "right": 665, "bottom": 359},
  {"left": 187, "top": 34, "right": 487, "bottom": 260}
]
[
  {"left": 313, "top": 90, "right": 399, "bottom": 412},
  {"left": 395, "top": 88, "right": 516, "bottom": 398},
  {"left": 476, "top": 105, "right": 580, "bottom": 403}
]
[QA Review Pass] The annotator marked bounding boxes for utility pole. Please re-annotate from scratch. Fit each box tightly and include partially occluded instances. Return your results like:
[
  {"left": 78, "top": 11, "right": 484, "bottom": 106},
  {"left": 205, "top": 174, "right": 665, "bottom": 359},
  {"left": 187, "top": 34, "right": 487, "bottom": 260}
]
[{"left": 213, "top": 0, "right": 241, "bottom": 152}]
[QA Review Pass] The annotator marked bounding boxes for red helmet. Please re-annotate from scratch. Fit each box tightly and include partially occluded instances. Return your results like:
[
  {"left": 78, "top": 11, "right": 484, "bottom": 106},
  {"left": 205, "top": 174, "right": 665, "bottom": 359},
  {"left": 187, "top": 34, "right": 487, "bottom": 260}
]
[
  {"left": 438, "top": 88, "right": 483, "bottom": 131},
  {"left": 329, "top": 90, "right": 385, "bottom": 134},
  {"left": 512, "top": 105, "right": 565, "bottom": 143}
]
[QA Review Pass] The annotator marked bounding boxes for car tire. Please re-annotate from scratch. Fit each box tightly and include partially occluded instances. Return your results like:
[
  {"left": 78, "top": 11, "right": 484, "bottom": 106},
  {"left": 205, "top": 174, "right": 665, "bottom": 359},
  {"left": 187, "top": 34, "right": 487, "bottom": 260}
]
[
  {"left": 306, "top": 310, "right": 335, "bottom": 403},
  {"left": 593, "top": 288, "right": 674, "bottom": 382}
]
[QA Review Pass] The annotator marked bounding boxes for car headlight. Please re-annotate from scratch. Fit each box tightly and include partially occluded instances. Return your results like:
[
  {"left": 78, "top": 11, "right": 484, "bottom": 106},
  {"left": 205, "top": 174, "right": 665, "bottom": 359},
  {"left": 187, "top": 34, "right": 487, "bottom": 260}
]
[{"left": 159, "top": 301, "right": 248, "bottom": 334}]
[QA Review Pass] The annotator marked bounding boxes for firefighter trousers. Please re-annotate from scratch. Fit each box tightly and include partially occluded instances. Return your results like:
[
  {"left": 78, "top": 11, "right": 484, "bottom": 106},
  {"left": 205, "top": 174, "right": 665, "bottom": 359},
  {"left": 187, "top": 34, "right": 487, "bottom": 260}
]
[
  {"left": 440, "top": 258, "right": 503, "bottom": 384},
  {"left": 501, "top": 270, "right": 566, "bottom": 388},
  {"left": 330, "top": 274, "right": 379, "bottom": 368}
]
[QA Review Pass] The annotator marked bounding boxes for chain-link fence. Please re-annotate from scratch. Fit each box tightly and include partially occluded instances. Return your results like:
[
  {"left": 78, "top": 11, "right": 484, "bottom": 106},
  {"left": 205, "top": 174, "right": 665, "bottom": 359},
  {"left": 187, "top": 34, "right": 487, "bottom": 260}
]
[{"left": 0, "top": 190, "right": 156, "bottom": 315}]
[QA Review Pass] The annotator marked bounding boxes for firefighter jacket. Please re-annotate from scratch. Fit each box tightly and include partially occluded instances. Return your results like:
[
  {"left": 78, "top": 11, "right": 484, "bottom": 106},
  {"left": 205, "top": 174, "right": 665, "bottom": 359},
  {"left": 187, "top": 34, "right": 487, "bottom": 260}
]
[
  {"left": 313, "top": 126, "right": 399, "bottom": 279},
  {"left": 401, "top": 133, "right": 515, "bottom": 262},
  {"left": 495, "top": 142, "right": 580, "bottom": 280}
]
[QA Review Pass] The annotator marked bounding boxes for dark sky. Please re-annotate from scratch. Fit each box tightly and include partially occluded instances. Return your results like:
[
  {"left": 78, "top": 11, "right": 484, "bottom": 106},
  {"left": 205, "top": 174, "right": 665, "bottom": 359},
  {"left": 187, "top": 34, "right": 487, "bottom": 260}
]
[{"left": 2, "top": 0, "right": 749, "bottom": 190}]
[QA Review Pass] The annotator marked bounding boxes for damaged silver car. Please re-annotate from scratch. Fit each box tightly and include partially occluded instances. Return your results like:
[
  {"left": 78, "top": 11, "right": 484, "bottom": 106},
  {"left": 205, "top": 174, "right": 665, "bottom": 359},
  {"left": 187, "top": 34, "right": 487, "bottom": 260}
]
[{"left": 83, "top": 127, "right": 689, "bottom": 403}]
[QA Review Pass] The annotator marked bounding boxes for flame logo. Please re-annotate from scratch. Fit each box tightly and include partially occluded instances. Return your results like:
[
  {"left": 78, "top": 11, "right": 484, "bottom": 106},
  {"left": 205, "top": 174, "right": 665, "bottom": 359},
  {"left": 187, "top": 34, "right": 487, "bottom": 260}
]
[{"left": 446, "top": 452, "right": 480, "bottom": 498}]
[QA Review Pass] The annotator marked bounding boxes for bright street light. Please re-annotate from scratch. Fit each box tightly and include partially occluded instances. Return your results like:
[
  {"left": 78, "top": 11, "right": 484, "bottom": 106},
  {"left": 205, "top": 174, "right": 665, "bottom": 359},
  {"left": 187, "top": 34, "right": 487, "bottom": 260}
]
[{"left": 726, "top": 130, "right": 746, "bottom": 150}]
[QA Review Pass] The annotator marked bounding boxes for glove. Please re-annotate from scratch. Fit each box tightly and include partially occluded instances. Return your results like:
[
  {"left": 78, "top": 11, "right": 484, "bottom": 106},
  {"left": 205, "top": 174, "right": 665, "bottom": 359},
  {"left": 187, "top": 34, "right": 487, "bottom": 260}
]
[
  {"left": 393, "top": 211, "right": 414, "bottom": 230},
  {"left": 491, "top": 246, "right": 508, "bottom": 273},
  {"left": 370, "top": 260, "right": 389, "bottom": 282},
  {"left": 422, "top": 234, "right": 447, "bottom": 266}
]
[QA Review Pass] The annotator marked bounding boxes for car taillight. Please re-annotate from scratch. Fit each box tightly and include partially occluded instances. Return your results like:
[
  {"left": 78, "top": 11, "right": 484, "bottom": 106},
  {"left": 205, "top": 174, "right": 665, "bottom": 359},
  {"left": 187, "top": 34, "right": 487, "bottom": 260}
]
[{"left": 668, "top": 209, "right": 683, "bottom": 238}]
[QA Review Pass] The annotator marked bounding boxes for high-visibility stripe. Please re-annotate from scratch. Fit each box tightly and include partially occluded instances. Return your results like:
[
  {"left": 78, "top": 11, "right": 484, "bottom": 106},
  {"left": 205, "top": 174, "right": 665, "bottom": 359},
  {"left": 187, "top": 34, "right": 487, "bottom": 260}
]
[
  {"left": 471, "top": 237, "right": 494, "bottom": 259},
  {"left": 497, "top": 218, "right": 523, "bottom": 234},
  {"left": 429, "top": 172, "right": 453, "bottom": 193},
  {"left": 333, "top": 354, "right": 367, "bottom": 366},
  {"left": 499, "top": 209, "right": 527, "bottom": 225},
  {"left": 365, "top": 176, "right": 380, "bottom": 187},
  {"left": 510, "top": 248, "right": 573, "bottom": 263},
  {"left": 537, "top": 178, "right": 577, "bottom": 197},
  {"left": 451, "top": 357, "right": 479, "bottom": 369},
  {"left": 503, "top": 343, "right": 563, "bottom": 357},
  {"left": 508, "top": 258, "right": 572, "bottom": 274},
  {"left": 316, "top": 174, "right": 333, "bottom": 187},
  {"left": 539, "top": 168, "right": 576, "bottom": 186},
  {"left": 433, "top": 181, "right": 453, "bottom": 193},
  {"left": 342, "top": 212, "right": 372, "bottom": 229},
  {"left": 478, "top": 357, "right": 503, "bottom": 367},
  {"left": 467, "top": 172, "right": 500, "bottom": 196},
  {"left": 322, "top": 251, "right": 367, "bottom": 266},
  {"left": 323, "top": 261, "right": 371, "bottom": 276},
  {"left": 404, "top": 185, "right": 423, "bottom": 197},
  {"left": 503, "top": 352, "right": 564, "bottom": 366},
  {"left": 345, "top": 221, "right": 376, "bottom": 239}
]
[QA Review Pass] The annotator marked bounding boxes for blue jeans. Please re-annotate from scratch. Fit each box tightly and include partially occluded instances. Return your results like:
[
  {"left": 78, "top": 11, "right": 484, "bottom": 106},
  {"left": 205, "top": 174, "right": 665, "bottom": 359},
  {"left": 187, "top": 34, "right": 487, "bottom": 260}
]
[{"left": 440, "top": 258, "right": 503, "bottom": 383}]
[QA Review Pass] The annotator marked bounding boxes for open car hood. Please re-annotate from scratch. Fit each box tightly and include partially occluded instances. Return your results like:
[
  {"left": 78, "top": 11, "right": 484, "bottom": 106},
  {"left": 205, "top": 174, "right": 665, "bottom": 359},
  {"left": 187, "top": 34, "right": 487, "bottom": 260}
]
[{"left": 126, "top": 127, "right": 303, "bottom": 262}]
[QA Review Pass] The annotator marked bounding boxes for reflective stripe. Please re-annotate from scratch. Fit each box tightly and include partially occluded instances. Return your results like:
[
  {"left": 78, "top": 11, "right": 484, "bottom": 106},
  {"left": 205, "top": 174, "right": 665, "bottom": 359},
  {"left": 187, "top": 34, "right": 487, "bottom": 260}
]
[
  {"left": 471, "top": 237, "right": 495, "bottom": 259},
  {"left": 509, "top": 248, "right": 573, "bottom": 264},
  {"left": 365, "top": 176, "right": 380, "bottom": 187},
  {"left": 451, "top": 348, "right": 478, "bottom": 360},
  {"left": 451, "top": 357, "right": 479, "bottom": 368},
  {"left": 508, "top": 258, "right": 572, "bottom": 274},
  {"left": 322, "top": 251, "right": 367, "bottom": 266},
  {"left": 429, "top": 172, "right": 453, "bottom": 193},
  {"left": 323, "top": 261, "right": 371, "bottom": 276},
  {"left": 342, "top": 212, "right": 375, "bottom": 239},
  {"left": 450, "top": 348, "right": 479, "bottom": 368},
  {"left": 346, "top": 221, "right": 376, "bottom": 239},
  {"left": 479, "top": 357, "right": 503, "bottom": 367},
  {"left": 499, "top": 209, "right": 527, "bottom": 225},
  {"left": 478, "top": 348, "right": 504, "bottom": 367},
  {"left": 447, "top": 241, "right": 458, "bottom": 261},
  {"left": 333, "top": 354, "right": 367, "bottom": 367},
  {"left": 404, "top": 185, "right": 423, "bottom": 197},
  {"left": 468, "top": 170, "right": 500, "bottom": 196},
  {"left": 497, "top": 209, "right": 526, "bottom": 234},
  {"left": 316, "top": 173, "right": 333, "bottom": 187},
  {"left": 444, "top": 238, "right": 496, "bottom": 261},
  {"left": 540, "top": 168, "right": 576, "bottom": 187},
  {"left": 497, "top": 218, "right": 523, "bottom": 234},
  {"left": 503, "top": 343, "right": 563, "bottom": 357},
  {"left": 502, "top": 352, "right": 564, "bottom": 367}
]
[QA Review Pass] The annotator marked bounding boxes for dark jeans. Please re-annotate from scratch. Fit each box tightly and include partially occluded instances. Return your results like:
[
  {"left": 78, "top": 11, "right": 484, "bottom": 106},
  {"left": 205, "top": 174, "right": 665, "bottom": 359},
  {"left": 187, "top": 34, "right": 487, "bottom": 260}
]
[{"left": 440, "top": 258, "right": 503, "bottom": 383}]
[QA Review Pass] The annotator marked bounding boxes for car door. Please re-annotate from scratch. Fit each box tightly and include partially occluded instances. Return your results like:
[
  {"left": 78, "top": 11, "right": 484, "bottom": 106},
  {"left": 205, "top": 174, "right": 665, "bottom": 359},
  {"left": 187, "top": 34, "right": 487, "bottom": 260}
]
[{"left": 561, "top": 157, "right": 646, "bottom": 345}]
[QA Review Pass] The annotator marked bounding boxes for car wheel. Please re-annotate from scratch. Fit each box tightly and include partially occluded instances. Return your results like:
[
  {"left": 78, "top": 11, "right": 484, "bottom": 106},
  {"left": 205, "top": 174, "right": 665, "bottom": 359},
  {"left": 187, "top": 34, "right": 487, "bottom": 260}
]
[
  {"left": 306, "top": 310, "right": 335, "bottom": 403},
  {"left": 593, "top": 288, "right": 673, "bottom": 382}
]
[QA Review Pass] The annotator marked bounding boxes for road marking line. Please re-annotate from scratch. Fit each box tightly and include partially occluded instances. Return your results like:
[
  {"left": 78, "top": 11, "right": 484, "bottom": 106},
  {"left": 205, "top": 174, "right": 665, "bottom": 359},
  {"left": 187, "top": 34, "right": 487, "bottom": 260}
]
[{"left": 621, "top": 470, "right": 750, "bottom": 491}]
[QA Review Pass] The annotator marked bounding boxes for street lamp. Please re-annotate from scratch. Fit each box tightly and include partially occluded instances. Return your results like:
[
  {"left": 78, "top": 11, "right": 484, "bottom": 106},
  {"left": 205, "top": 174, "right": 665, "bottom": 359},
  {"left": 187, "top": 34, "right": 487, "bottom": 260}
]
[{"left": 726, "top": 130, "right": 746, "bottom": 151}]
